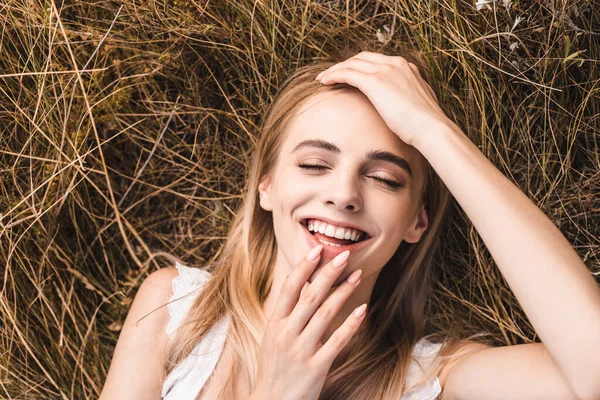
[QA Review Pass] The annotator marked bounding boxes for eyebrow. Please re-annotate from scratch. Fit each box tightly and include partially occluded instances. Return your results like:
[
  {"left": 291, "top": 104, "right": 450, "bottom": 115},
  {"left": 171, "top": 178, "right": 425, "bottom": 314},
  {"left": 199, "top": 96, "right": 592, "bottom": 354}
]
[{"left": 291, "top": 139, "right": 413, "bottom": 177}]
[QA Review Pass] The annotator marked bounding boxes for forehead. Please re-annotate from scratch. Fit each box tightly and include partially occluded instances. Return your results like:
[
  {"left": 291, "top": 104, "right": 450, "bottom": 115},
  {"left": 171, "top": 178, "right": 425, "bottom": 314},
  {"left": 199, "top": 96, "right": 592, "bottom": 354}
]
[{"left": 283, "top": 90, "right": 421, "bottom": 165}]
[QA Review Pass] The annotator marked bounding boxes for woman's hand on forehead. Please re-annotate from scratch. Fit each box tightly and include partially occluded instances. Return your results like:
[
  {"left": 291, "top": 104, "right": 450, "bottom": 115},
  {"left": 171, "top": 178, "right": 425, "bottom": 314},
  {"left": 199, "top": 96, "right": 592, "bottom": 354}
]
[{"left": 315, "top": 51, "right": 453, "bottom": 150}]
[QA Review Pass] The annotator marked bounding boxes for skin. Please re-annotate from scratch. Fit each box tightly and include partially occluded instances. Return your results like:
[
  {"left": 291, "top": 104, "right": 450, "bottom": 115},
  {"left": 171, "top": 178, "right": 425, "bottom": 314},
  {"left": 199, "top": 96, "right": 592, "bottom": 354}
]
[
  {"left": 308, "top": 52, "right": 600, "bottom": 399},
  {"left": 257, "top": 89, "right": 429, "bottom": 366},
  {"left": 256, "top": 51, "right": 600, "bottom": 399},
  {"left": 100, "top": 52, "right": 600, "bottom": 400}
]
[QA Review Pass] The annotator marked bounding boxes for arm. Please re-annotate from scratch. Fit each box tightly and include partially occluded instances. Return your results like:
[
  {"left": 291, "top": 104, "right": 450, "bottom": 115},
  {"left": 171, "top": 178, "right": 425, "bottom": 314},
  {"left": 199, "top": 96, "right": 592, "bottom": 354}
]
[
  {"left": 414, "top": 123, "right": 600, "bottom": 400},
  {"left": 314, "top": 50, "right": 600, "bottom": 399},
  {"left": 99, "top": 267, "right": 179, "bottom": 400}
]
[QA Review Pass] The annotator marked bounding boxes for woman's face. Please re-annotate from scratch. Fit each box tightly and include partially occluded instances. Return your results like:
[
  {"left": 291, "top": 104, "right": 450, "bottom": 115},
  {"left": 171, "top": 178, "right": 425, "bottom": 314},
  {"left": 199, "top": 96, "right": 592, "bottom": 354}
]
[{"left": 258, "top": 90, "right": 429, "bottom": 286}]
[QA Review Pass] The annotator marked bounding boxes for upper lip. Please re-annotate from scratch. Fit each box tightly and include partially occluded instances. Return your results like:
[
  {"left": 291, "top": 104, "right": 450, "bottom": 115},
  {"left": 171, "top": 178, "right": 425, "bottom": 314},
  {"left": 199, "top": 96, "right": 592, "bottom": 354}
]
[{"left": 300, "top": 216, "right": 372, "bottom": 237}]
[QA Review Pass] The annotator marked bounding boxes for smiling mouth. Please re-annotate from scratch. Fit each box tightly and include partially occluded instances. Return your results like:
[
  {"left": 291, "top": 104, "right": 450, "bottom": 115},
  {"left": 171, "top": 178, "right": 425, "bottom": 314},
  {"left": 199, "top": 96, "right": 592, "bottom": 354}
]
[{"left": 301, "top": 219, "right": 371, "bottom": 246}]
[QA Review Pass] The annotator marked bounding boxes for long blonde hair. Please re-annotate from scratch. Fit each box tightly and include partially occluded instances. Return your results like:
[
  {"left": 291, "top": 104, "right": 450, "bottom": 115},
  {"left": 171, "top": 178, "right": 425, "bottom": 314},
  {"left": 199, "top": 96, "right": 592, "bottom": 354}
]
[{"left": 163, "top": 42, "right": 491, "bottom": 399}]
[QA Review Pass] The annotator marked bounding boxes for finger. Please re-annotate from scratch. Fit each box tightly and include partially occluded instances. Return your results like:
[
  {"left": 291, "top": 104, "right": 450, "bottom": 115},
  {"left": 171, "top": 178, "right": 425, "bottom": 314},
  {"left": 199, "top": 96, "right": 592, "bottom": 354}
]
[
  {"left": 352, "top": 51, "right": 393, "bottom": 64},
  {"left": 317, "top": 51, "right": 404, "bottom": 80},
  {"left": 315, "top": 302, "right": 367, "bottom": 365},
  {"left": 354, "top": 52, "right": 415, "bottom": 71},
  {"left": 298, "top": 269, "right": 363, "bottom": 348},
  {"left": 331, "top": 51, "right": 416, "bottom": 71},
  {"left": 316, "top": 57, "right": 381, "bottom": 80},
  {"left": 270, "top": 245, "right": 323, "bottom": 322},
  {"left": 286, "top": 250, "right": 350, "bottom": 335},
  {"left": 318, "top": 67, "right": 374, "bottom": 93}
]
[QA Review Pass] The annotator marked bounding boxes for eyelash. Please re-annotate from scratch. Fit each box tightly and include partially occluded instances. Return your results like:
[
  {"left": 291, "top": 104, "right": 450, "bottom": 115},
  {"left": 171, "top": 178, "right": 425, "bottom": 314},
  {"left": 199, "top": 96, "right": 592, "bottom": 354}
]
[{"left": 296, "top": 163, "right": 403, "bottom": 189}]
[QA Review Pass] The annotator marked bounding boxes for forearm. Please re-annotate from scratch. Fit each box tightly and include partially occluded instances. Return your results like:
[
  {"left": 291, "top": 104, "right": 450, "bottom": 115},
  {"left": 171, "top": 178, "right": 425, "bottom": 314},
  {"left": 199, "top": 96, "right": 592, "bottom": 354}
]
[{"left": 414, "top": 124, "right": 600, "bottom": 394}]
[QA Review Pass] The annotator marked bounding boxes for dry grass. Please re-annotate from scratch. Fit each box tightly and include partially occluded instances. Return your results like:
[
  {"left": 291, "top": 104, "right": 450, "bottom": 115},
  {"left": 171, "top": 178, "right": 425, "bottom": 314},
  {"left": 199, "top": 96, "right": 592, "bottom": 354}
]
[{"left": 0, "top": 0, "right": 598, "bottom": 398}]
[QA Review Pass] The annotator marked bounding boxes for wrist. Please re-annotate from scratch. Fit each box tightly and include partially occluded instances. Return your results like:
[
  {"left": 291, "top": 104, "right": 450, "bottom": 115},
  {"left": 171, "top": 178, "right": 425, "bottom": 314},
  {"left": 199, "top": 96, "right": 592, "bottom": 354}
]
[{"left": 412, "top": 119, "right": 465, "bottom": 154}]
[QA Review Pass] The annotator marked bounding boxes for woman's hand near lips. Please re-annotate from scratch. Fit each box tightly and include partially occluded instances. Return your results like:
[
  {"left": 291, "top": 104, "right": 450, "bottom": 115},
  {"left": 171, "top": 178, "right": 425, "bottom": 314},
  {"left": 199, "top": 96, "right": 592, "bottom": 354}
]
[
  {"left": 315, "top": 51, "right": 457, "bottom": 150},
  {"left": 248, "top": 245, "right": 366, "bottom": 400}
]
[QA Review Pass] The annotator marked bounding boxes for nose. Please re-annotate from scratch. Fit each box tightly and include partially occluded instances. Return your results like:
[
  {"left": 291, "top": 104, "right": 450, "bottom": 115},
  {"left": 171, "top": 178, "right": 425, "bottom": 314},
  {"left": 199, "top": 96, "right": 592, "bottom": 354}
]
[{"left": 322, "top": 172, "right": 363, "bottom": 212}]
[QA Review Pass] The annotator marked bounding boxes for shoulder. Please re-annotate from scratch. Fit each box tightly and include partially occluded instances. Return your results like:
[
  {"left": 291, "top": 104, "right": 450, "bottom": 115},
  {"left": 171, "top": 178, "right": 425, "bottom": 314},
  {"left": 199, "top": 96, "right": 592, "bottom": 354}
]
[
  {"left": 403, "top": 338, "right": 488, "bottom": 399},
  {"left": 144, "top": 262, "right": 211, "bottom": 292},
  {"left": 147, "top": 265, "right": 181, "bottom": 286},
  {"left": 436, "top": 341, "right": 581, "bottom": 400},
  {"left": 139, "top": 266, "right": 181, "bottom": 300},
  {"left": 437, "top": 340, "right": 491, "bottom": 389},
  {"left": 118, "top": 265, "right": 183, "bottom": 342},
  {"left": 99, "top": 265, "right": 200, "bottom": 399}
]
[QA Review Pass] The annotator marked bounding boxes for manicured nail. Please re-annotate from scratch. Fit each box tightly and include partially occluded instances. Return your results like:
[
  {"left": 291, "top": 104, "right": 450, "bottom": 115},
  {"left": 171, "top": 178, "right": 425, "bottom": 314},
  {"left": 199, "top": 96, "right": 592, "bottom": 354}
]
[
  {"left": 353, "top": 303, "right": 367, "bottom": 318},
  {"left": 347, "top": 269, "right": 362, "bottom": 284},
  {"left": 306, "top": 245, "right": 323, "bottom": 261},
  {"left": 332, "top": 250, "right": 350, "bottom": 268}
]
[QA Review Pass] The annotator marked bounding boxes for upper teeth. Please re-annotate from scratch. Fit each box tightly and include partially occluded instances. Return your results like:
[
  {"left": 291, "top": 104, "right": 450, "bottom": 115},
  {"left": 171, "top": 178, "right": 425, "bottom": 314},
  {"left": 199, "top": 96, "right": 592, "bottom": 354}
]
[{"left": 306, "top": 219, "right": 365, "bottom": 242}]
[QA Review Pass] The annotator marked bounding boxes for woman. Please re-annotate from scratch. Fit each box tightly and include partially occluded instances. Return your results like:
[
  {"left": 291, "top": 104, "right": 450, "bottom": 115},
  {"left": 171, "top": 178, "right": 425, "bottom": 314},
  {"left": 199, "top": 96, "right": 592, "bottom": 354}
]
[{"left": 99, "top": 46, "right": 600, "bottom": 399}]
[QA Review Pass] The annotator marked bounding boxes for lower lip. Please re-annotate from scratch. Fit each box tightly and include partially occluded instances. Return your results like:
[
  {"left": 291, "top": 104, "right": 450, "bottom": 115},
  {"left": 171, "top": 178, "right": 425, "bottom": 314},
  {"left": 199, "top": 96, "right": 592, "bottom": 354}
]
[{"left": 300, "top": 221, "right": 372, "bottom": 262}]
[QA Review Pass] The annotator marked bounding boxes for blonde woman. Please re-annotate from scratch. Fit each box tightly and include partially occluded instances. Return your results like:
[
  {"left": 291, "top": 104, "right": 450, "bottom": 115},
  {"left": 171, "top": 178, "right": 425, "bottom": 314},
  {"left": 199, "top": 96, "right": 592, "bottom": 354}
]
[{"left": 100, "top": 47, "right": 600, "bottom": 400}]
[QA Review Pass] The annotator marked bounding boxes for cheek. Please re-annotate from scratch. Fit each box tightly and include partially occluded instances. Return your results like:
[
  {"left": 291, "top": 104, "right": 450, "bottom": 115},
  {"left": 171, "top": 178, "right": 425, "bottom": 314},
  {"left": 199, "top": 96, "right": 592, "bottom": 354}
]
[
  {"left": 278, "top": 178, "right": 315, "bottom": 209},
  {"left": 380, "top": 205, "right": 415, "bottom": 237},
  {"left": 268, "top": 180, "right": 308, "bottom": 227}
]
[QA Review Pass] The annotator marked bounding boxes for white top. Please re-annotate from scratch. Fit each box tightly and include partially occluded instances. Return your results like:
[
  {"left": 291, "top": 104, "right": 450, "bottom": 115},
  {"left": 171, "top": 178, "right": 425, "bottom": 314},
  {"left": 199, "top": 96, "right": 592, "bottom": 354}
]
[{"left": 161, "top": 263, "right": 443, "bottom": 400}]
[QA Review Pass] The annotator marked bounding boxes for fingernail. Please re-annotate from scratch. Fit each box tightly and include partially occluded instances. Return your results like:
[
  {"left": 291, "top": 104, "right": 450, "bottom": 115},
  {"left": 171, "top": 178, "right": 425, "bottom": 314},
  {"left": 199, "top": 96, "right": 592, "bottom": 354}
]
[
  {"left": 306, "top": 245, "right": 323, "bottom": 261},
  {"left": 353, "top": 303, "right": 367, "bottom": 318},
  {"left": 346, "top": 269, "right": 362, "bottom": 284},
  {"left": 315, "top": 72, "right": 323, "bottom": 80},
  {"left": 332, "top": 250, "right": 350, "bottom": 268}
]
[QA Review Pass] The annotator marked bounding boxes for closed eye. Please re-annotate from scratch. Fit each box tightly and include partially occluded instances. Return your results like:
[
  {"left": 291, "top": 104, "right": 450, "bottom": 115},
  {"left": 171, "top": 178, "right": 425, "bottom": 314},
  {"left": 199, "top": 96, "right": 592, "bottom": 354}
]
[{"left": 297, "top": 163, "right": 403, "bottom": 189}]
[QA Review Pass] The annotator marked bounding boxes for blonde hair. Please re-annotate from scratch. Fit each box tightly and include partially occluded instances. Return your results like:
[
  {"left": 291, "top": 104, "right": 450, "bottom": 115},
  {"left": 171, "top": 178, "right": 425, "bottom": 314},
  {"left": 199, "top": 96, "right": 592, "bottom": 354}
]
[{"left": 163, "top": 42, "right": 492, "bottom": 399}]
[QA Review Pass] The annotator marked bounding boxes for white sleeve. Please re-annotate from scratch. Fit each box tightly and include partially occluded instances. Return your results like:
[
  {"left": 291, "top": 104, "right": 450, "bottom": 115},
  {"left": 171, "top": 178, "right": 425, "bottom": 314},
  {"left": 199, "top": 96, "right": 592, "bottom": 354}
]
[
  {"left": 161, "top": 263, "right": 231, "bottom": 399},
  {"left": 165, "top": 262, "right": 212, "bottom": 339},
  {"left": 402, "top": 338, "right": 443, "bottom": 399}
]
